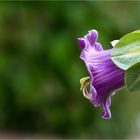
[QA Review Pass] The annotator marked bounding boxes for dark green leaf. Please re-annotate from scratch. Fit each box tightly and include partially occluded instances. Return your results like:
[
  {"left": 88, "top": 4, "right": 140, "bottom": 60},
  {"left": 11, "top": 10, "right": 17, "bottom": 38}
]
[{"left": 125, "top": 62, "right": 140, "bottom": 92}]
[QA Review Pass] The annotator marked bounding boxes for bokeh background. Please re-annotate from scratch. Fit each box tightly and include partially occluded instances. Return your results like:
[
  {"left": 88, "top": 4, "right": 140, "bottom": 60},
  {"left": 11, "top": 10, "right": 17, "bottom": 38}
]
[{"left": 0, "top": 1, "right": 140, "bottom": 139}]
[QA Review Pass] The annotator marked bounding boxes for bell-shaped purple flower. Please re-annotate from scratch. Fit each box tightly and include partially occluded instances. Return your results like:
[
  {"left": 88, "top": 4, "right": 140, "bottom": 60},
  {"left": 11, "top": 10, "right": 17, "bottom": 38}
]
[{"left": 78, "top": 29, "right": 125, "bottom": 119}]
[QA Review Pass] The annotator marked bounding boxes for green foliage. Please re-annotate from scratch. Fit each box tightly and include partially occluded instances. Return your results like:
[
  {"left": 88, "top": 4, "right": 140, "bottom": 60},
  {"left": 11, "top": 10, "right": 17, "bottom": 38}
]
[
  {"left": 111, "top": 30, "right": 140, "bottom": 93},
  {"left": 125, "top": 63, "right": 140, "bottom": 92},
  {"left": 111, "top": 30, "right": 140, "bottom": 70}
]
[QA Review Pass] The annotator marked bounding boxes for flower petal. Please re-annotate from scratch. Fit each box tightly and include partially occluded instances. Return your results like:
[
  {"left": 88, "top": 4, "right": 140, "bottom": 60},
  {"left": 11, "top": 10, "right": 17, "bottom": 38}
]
[
  {"left": 101, "top": 96, "right": 111, "bottom": 119},
  {"left": 78, "top": 38, "right": 86, "bottom": 49},
  {"left": 86, "top": 29, "right": 98, "bottom": 46},
  {"left": 78, "top": 29, "right": 125, "bottom": 119},
  {"left": 78, "top": 29, "right": 103, "bottom": 51}
]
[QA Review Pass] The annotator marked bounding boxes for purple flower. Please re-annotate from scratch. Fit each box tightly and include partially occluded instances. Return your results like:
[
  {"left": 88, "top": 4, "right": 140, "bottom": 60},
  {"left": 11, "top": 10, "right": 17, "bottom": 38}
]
[{"left": 78, "top": 29, "right": 125, "bottom": 119}]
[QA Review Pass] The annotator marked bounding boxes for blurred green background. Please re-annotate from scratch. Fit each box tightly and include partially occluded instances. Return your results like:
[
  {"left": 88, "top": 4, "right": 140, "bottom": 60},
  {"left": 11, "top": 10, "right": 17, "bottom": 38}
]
[{"left": 0, "top": 1, "right": 140, "bottom": 139}]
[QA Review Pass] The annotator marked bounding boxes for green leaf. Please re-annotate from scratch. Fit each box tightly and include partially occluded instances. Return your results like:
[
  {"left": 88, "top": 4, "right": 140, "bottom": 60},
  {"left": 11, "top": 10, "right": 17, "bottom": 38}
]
[
  {"left": 111, "top": 30, "right": 140, "bottom": 70},
  {"left": 125, "top": 62, "right": 140, "bottom": 92}
]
